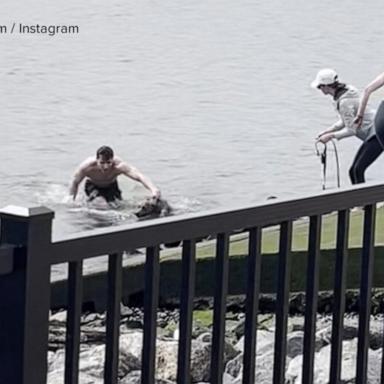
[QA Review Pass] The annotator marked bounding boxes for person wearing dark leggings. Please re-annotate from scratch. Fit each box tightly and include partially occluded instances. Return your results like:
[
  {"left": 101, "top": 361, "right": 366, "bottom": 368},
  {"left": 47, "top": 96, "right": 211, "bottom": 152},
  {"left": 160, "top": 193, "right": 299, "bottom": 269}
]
[{"left": 311, "top": 68, "right": 381, "bottom": 184}]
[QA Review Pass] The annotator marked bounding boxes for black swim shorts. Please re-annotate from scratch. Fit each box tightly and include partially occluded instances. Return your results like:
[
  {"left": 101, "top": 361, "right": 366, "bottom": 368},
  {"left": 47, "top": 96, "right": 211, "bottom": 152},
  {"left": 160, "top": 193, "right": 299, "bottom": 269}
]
[{"left": 84, "top": 179, "right": 122, "bottom": 202}]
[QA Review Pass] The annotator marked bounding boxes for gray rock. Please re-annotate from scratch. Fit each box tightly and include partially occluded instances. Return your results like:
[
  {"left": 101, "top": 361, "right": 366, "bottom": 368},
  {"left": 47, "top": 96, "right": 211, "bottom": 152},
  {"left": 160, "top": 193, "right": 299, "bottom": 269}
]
[
  {"left": 196, "top": 332, "right": 212, "bottom": 343},
  {"left": 81, "top": 313, "right": 105, "bottom": 327},
  {"left": 316, "top": 316, "right": 383, "bottom": 350},
  {"left": 286, "top": 331, "right": 304, "bottom": 359},
  {"left": 49, "top": 344, "right": 140, "bottom": 379},
  {"left": 235, "top": 329, "right": 274, "bottom": 354},
  {"left": 119, "top": 370, "right": 173, "bottom": 384},
  {"left": 286, "top": 339, "right": 381, "bottom": 383},
  {"left": 191, "top": 325, "right": 211, "bottom": 339},
  {"left": 47, "top": 351, "right": 55, "bottom": 370},
  {"left": 119, "top": 332, "right": 144, "bottom": 362},
  {"left": 194, "top": 373, "right": 234, "bottom": 384},
  {"left": 154, "top": 340, "right": 179, "bottom": 381},
  {"left": 125, "top": 320, "right": 143, "bottom": 329},
  {"left": 229, "top": 319, "right": 245, "bottom": 339},
  {"left": 315, "top": 324, "right": 358, "bottom": 350},
  {"left": 225, "top": 353, "right": 243, "bottom": 378},
  {"left": 230, "top": 350, "right": 291, "bottom": 384},
  {"left": 190, "top": 339, "right": 238, "bottom": 382},
  {"left": 120, "top": 331, "right": 237, "bottom": 382},
  {"left": 120, "top": 303, "right": 134, "bottom": 317},
  {"left": 47, "top": 371, "right": 103, "bottom": 384},
  {"left": 50, "top": 310, "right": 67, "bottom": 323},
  {"left": 49, "top": 324, "right": 107, "bottom": 350},
  {"left": 287, "top": 316, "right": 305, "bottom": 332},
  {"left": 189, "top": 341, "right": 211, "bottom": 382},
  {"left": 223, "top": 372, "right": 236, "bottom": 384}
]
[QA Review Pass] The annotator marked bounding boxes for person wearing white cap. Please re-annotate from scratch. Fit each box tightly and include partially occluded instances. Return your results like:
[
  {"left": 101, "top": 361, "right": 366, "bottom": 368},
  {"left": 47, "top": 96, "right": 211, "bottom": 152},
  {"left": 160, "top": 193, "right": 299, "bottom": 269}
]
[
  {"left": 354, "top": 71, "right": 384, "bottom": 148},
  {"left": 311, "top": 68, "right": 382, "bottom": 184}
]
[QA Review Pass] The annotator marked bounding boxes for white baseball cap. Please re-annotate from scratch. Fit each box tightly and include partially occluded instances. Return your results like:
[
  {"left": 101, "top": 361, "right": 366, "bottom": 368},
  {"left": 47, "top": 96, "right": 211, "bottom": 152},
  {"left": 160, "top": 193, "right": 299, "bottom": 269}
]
[{"left": 310, "top": 68, "right": 338, "bottom": 89}]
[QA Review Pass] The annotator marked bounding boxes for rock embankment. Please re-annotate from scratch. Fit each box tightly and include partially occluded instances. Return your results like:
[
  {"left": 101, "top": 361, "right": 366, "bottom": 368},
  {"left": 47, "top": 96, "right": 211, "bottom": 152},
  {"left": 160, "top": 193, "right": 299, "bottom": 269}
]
[{"left": 47, "top": 306, "right": 383, "bottom": 383}]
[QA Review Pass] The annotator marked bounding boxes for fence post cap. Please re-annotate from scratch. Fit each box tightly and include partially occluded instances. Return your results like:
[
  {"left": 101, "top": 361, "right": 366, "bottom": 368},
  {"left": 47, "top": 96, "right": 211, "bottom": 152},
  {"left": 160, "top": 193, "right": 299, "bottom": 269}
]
[{"left": 0, "top": 205, "right": 54, "bottom": 219}]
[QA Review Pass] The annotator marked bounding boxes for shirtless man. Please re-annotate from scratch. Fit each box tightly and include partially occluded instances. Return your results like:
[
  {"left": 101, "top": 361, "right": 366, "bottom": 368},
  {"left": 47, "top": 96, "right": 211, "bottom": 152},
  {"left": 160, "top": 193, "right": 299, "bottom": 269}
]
[{"left": 69, "top": 146, "right": 161, "bottom": 204}]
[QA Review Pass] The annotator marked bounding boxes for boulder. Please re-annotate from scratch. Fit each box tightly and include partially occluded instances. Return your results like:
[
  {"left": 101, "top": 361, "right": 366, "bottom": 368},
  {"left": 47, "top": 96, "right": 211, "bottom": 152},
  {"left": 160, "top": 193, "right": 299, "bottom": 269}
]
[
  {"left": 286, "top": 338, "right": 382, "bottom": 383},
  {"left": 49, "top": 344, "right": 140, "bottom": 380},
  {"left": 120, "top": 370, "right": 174, "bottom": 384}
]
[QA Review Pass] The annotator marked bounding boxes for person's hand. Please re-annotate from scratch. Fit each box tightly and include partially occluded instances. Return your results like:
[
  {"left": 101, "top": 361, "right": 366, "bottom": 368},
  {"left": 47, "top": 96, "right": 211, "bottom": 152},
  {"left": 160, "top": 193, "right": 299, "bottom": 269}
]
[
  {"left": 317, "top": 133, "right": 334, "bottom": 144},
  {"left": 316, "top": 130, "right": 329, "bottom": 139},
  {"left": 152, "top": 189, "right": 161, "bottom": 200},
  {"left": 353, "top": 115, "right": 363, "bottom": 129}
]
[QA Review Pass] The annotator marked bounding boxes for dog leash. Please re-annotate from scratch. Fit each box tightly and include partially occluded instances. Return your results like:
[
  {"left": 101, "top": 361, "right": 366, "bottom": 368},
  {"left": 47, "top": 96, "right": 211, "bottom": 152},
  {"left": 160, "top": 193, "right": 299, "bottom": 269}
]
[
  {"left": 315, "top": 141, "right": 327, "bottom": 190},
  {"left": 315, "top": 140, "right": 340, "bottom": 190}
]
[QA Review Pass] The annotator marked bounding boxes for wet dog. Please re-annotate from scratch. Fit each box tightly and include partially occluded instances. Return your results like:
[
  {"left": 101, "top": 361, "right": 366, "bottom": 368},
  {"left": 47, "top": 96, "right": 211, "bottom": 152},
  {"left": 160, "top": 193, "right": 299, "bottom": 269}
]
[
  {"left": 134, "top": 197, "right": 180, "bottom": 247},
  {"left": 134, "top": 197, "right": 172, "bottom": 220}
]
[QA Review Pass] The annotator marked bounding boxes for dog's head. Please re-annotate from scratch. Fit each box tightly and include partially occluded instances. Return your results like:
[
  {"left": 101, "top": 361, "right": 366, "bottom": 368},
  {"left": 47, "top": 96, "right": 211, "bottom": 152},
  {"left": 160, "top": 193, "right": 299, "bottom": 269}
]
[{"left": 134, "top": 197, "right": 172, "bottom": 219}]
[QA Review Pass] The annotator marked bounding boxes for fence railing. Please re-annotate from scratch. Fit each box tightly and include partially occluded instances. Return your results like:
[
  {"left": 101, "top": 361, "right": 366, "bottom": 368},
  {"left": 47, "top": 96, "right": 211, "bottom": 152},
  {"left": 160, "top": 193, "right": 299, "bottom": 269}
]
[{"left": 0, "top": 182, "right": 384, "bottom": 384}]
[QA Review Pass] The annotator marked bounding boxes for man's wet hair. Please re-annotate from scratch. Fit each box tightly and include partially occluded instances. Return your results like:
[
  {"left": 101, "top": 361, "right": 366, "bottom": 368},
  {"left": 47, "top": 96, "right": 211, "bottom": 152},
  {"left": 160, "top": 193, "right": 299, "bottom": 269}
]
[{"left": 96, "top": 146, "right": 114, "bottom": 160}]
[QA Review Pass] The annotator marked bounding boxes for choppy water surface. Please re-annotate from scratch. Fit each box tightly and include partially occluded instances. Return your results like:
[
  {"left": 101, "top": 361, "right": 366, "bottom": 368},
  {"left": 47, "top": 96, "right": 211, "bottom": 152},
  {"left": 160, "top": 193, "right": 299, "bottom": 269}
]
[{"left": 2, "top": 0, "right": 384, "bottom": 238}]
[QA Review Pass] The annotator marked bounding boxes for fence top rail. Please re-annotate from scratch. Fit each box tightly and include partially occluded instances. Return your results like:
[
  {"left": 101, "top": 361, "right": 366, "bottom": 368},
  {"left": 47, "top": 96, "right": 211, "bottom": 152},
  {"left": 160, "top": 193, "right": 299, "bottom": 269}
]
[{"left": 46, "top": 182, "right": 384, "bottom": 264}]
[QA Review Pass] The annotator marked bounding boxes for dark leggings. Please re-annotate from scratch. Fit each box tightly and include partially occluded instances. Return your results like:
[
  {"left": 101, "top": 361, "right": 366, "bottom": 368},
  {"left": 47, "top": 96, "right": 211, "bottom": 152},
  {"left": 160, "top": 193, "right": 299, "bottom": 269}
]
[
  {"left": 349, "top": 135, "right": 383, "bottom": 184},
  {"left": 375, "top": 101, "right": 384, "bottom": 147},
  {"left": 349, "top": 101, "right": 384, "bottom": 184}
]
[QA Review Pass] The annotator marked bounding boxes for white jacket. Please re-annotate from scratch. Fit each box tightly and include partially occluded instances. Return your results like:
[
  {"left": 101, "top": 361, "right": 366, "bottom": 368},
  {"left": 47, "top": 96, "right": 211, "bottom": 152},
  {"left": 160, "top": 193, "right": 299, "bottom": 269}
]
[{"left": 330, "top": 85, "right": 375, "bottom": 141}]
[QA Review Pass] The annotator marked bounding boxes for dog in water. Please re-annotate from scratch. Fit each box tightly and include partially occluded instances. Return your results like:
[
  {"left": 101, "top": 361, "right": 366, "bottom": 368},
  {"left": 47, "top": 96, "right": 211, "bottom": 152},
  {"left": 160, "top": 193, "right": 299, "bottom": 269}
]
[
  {"left": 134, "top": 197, "right": 172, "bottom": 219},
  {"left": 135, "top": 197, "right": 181, "bottom": 247}
]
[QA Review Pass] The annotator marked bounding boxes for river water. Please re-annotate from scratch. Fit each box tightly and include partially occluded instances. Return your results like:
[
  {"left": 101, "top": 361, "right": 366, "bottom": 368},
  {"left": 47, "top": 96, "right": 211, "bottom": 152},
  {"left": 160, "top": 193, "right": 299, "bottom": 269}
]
[{"left": 2, "top": 0, "right": 384, "bottom": 238}]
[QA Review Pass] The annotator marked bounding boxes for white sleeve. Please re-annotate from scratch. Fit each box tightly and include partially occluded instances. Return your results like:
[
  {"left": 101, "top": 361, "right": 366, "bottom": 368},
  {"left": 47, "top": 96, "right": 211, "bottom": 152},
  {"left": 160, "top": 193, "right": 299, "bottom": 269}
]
[
  {"left": 333, "top": 128, "right": 355, "bottom": 140},
  {"left": 328, "top": 119, "right": 345, "bottom": 131}
]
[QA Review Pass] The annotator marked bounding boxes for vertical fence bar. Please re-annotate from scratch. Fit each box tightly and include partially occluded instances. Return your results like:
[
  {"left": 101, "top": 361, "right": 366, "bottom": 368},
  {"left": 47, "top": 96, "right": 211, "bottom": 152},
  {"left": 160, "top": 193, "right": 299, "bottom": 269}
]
[
  {"left": 302, "top": 215, "right": 322, "bottom": 384},
  {"left": 142, "top": 246, "right": 160, "bottom": 384},
  {"left": 104, "top": 253, "right": 123, "bottom": 384},
  {"left": 177, "top": 239, "right": 196, "bottom": 384},
  {"left": 329, "top": 209, "right": 350, "bottom": 384},
  {"left": 210, "top": 232, "right": 230, "bottom": 384},
  {"left": 0, "top": 206, "right": 54, "bottom": 384},
  {"left": 242, "top": 227, "right": 262, "bottom": 384},
  {"left": 382, "top": 335, "right": 384, "bottom": 384},
  {"left": 65, "top": 261, "right": 83, "bottom": 384},
  {"left": 356, "top": 204, "right": 376, "bottom": 384},
  {"left": 273, "top": 221, "right": 292, "bottom": 384}
]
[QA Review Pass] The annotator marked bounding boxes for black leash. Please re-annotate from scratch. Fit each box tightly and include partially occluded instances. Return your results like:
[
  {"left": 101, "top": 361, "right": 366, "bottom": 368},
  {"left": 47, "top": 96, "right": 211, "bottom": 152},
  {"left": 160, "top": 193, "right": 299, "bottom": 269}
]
[
  {"left": 315, "top": 140, "right": 341, "bottom": 190},
  {"left": 315, "top": 141, "right": 327, "bottom": 190},
  {"left": 330, "top": 139, "right": 341, "bottom": 189}
]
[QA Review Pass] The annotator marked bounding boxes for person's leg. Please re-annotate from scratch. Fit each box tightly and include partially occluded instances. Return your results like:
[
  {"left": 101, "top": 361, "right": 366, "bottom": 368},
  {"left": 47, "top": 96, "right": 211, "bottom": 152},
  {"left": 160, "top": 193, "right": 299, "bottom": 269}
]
[
  {"left": 112, "top": 181, "right": 122, "bottom": 201},
  {"left": 350, "top": 135, "right": 383, "bottom": 184},
  {"left": 349, "top": 162, "right": 358, "bottom": 184},
  {"left": 349, "top": 141, "right": 367, "bottom": 184},
  {"left": 375, "top": 101, "right": 384, "bottom": 148}
]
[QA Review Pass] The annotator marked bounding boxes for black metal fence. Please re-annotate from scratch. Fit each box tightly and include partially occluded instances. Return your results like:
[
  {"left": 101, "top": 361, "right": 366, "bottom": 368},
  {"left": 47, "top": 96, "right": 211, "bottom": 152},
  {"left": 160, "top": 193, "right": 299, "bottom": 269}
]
[{"left": 0, "top": 182, "right": 384, "bottom": 384}]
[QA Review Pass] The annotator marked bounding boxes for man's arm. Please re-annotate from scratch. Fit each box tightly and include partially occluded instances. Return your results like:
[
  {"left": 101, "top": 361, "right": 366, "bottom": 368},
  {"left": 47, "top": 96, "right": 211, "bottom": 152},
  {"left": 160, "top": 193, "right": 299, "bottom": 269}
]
[
  {"left": 69, "top": 167, "right": 86, "bottom": 200},
  {"left": 120, "top": 163, "right": 161, "bottom": 199},
  {"left": 69, "top": 158, "right": 95, "bottom": 200}
]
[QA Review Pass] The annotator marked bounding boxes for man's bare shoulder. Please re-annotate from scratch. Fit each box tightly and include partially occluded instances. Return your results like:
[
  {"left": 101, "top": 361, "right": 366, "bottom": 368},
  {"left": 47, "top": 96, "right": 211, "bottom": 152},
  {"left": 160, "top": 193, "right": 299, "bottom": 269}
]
[
  {"left": 114, "top": 158, "right": 133, "bottom": 172},
  {"left": 76, "top": 157, "right": 98, "bottom": 173}
]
